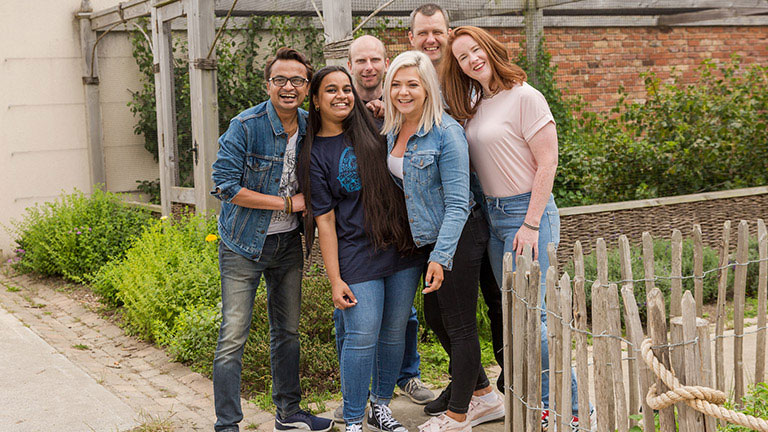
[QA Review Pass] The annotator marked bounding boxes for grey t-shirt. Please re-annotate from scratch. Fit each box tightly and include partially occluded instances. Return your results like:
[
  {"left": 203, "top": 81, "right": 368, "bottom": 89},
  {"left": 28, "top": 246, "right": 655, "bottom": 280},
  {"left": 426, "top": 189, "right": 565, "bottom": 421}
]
[{"left": 267, "top": 131, "right": 300, "bottom": 234}]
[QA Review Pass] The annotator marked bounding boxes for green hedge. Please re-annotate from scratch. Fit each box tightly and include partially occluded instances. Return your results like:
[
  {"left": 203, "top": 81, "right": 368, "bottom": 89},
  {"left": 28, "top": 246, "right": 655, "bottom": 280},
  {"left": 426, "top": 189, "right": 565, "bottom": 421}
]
[
  {"left": 10, "top": 189, "right": 152, "bottom": 282},
  {"left": 91, "top": 214, "right": 338, "bottom": 396}
]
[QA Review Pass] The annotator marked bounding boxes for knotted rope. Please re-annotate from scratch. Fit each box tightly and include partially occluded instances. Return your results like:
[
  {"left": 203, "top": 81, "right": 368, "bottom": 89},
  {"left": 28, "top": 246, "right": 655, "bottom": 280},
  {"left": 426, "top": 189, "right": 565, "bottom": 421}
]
[{"left": 641, "top": 338, "right": 768, "bottom": 431}]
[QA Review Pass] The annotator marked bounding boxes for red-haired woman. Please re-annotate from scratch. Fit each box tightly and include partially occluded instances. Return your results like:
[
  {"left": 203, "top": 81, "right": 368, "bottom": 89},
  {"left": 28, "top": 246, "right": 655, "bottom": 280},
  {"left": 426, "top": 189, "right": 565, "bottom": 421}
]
[{"left": 441, "top": 25, "right": 594, "bottom": 432}]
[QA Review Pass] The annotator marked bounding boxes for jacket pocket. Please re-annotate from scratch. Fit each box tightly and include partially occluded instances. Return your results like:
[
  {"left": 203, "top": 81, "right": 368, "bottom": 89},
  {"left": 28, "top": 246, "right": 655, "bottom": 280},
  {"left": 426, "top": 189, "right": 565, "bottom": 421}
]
[
  {"left": 409, "top": 152, "right": 437, "bottom": 186},
  {"left": 245, "top": 155, "right": 272, "bottom": 191}
]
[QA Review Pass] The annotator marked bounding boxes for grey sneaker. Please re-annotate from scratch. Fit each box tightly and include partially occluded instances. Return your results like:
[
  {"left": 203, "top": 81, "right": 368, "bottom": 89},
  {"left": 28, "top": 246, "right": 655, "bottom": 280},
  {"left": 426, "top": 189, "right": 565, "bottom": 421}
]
[
  {"left": 398, "top": 377, "right": 435, "bottom": 404},
  {"left": 333, "top": 404, "right": 344, "bottom": 423}
]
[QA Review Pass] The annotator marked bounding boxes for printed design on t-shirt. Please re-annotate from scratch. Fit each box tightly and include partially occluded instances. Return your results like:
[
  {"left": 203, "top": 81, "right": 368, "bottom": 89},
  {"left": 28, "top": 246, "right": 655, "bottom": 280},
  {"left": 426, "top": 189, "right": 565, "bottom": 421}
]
[
  {"left": 337, "top": 146, "right": 361, "bottom": 193},
  {"left": 270, "top": 141, "right": 298, "bottom": 224}
]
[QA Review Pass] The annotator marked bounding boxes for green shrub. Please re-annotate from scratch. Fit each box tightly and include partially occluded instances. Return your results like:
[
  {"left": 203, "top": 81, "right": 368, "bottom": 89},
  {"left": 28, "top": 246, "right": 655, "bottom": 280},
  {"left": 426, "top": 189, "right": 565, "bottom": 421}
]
[
  {"left": 720, "top": 383, "right": 768, "bottom": 431},
  {"left": 92, "top": 215, "right": 339, "bottom": 396},
  {"left": 563, "top": 236, "right": 762, "bottom": 326},
  {"left": 10, "top": 189, "right": 152, "bottom": 282}
]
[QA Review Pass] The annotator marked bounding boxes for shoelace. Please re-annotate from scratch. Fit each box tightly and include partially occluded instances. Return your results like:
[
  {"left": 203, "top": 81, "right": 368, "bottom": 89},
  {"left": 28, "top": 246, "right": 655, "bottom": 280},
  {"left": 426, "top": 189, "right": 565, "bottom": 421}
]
[
  {"left": 346, "top": 424, "right": 363, "bottom": 432},
  {"left": 374, "top": 404, "right": 401, "bottom": 430},
  {"left": 405, "top": 378, "right": 427, "bottom": 393},
  {"left": 418, "top": 415, "right": 448, "bottom": 432}
]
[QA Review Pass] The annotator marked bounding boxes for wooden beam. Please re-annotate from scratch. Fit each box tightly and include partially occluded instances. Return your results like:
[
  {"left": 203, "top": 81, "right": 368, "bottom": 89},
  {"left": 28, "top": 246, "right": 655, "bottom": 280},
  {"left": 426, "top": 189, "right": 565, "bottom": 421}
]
[
  {"left": 90, "top": 0, "right": 152, "bottom": 31},
  {"left": 158, "top": 0, "right": 187, "bottom": 21},
  {"left": 524, "top": 5, "right": 543, "bottom": 86},
  {"left": 187, "top": 0, "right": 220, "bottom": 215},
  {"left": 322, "top": 0, "right": 353, "bottom": 67},
  {"left": 171, "top": 186, "right": 196, "bottom": 204},
  {"left": 658, "top": 7, "right": 768, "bottom": 25},
  {"left": 77, "top": 0, "right": 107, "bottom": 190},
  {"left": 151, "top": 7, "right": 180, "bottom": 216}
]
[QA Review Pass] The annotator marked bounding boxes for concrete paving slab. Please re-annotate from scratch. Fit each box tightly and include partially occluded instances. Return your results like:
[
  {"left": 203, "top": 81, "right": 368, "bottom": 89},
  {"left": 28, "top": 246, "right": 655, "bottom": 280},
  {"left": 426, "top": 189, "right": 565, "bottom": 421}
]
[{"left": 0, "top": 304, "right": 139, "bottom": 432}]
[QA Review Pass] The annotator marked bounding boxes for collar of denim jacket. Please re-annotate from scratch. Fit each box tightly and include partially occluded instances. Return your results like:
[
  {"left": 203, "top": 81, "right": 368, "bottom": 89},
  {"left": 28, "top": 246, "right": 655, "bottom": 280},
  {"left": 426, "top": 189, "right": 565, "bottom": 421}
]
[{"left": 265, "top": 100, "right": 307, "bottom": 138}]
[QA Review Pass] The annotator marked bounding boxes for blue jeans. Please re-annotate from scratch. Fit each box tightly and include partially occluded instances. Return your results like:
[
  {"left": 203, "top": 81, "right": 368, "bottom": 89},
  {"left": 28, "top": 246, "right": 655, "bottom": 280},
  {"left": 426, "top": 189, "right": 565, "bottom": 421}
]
[
  {"left": 213, "top": 229, "right": 304, "bottom": 431},
  {"left": 334, "top": 307, "right": 421, "bottom": 389},
  {"left": 339, "top": 265, "right": 421, "bottom": 423},
  {"left": 485, "top": 193, "right": 580, "bottom": 413}
]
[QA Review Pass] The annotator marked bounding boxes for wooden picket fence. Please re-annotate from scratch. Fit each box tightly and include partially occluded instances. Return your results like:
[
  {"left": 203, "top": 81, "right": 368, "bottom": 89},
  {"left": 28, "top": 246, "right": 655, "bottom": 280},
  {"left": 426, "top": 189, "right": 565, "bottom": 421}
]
[{"left": 500, "top": 219, "right": 768, "bottom": 432}]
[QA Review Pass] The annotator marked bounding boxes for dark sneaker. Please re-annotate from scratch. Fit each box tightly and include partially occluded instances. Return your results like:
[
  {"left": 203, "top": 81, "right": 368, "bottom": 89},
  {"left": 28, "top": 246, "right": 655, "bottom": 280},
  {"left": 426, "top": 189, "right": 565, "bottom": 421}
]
[
  {"left": 424, "top": 383, "right": 451, "bottom": 416},
  {"left": 333, "top": 404, "right": 344, "bottom": 423},
  {"left": 367, "top": 402, "right": 408, "bottom": 432},
  {"left": 398, "top": 377, "right": 435, "bottom": 404},
  {"left": 274, "top": 409, "right": 333, "bottom": 432}
]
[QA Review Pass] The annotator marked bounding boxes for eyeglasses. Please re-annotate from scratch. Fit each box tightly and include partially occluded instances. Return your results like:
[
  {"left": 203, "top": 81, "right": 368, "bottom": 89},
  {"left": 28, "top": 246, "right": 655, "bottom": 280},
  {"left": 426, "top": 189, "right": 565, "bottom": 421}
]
[{"left": 269, "top": 76, "right": 309, "bottom": 88}]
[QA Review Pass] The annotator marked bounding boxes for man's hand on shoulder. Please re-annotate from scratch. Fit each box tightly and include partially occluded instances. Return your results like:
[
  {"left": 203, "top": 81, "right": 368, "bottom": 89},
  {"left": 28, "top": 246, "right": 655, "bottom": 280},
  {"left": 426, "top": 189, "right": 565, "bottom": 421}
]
[{"left": 366, "top": 99, "right": 385, "bottom": 119}]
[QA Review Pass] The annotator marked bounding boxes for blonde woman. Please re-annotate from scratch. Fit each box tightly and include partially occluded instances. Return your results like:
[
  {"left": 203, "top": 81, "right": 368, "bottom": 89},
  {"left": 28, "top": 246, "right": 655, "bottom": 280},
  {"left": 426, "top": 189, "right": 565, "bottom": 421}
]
[{"left": 382, "top": 50, "right": 503, "bottom": 432}]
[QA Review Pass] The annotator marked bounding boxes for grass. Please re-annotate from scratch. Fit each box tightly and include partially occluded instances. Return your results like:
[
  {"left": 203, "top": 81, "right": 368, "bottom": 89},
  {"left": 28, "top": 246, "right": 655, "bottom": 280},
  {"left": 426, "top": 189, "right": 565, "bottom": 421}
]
[
  {"left": 127, "top": 412, "right": 176, "bottom": 431},
  {"left": 72, "top": 344, "right": 90, "bottom": 350}
]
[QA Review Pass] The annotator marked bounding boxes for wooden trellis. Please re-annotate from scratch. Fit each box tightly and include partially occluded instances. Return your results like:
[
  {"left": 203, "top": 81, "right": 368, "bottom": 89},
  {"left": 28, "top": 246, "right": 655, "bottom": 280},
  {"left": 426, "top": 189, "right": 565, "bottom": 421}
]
[{"left": 76, "top": 0, "right": 768, "bottom": 215}]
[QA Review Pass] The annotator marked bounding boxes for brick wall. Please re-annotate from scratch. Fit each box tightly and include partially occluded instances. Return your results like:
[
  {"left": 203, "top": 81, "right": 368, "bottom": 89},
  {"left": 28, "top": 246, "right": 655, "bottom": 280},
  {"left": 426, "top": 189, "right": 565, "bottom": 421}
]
[{"left": 383, "top": 26, "right": 768, "bottom": 113}]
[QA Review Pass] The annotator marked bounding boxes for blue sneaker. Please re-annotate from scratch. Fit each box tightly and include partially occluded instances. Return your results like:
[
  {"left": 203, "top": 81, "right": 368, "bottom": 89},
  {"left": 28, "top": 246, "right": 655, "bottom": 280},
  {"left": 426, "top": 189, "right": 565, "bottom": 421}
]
[{"left": 274, "top": 409, "right": 333, "bottom": 432}]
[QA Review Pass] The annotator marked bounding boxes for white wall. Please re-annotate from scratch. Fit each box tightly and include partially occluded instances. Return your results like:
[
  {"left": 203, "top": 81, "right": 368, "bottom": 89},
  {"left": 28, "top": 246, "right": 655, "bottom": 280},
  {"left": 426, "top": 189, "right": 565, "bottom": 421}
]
[{"left": 0, "top": 0, "right": 157, "bottom": 258}]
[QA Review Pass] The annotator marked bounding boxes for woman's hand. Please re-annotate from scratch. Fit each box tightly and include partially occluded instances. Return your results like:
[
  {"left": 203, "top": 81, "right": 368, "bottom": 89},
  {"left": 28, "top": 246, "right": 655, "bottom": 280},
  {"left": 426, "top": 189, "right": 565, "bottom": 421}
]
[
  {"left": 331, "top": 279, "right": 357, "bottom": 309},
  {"left": 422, "top": 261, "right": 444, "bottom": 294},
  {"left": 512, "top": 224, "right": 539, "bottom": 260}
]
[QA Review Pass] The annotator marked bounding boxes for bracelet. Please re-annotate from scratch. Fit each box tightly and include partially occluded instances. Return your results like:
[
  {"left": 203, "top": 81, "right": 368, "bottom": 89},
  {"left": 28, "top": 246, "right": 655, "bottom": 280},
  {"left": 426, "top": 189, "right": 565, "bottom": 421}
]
[
  {"left": 283, "top": 196, "right": 290, "bottom": 213},
  {"left": 287, "top": 196, "right": 293, "bottom": 213},
  {"left": 522, "top": 221, "right": 540, "bottom": 231}
]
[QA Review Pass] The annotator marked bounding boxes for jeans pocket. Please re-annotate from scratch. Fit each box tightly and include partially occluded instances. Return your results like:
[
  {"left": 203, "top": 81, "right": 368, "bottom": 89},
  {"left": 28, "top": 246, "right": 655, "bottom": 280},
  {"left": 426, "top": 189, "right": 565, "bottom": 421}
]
[{"left": 545, "top": 209, "right": 561, "bottom": 247}]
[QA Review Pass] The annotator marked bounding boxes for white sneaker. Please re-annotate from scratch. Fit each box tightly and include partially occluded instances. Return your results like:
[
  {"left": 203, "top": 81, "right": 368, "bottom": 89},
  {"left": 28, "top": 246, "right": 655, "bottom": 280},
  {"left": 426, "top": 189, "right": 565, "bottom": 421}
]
[
  {"left": 467, "top": 393, "right": 504, "bottom": 426},
  {"left": 345, "top": 423, "right": 363, "bottom": 432},
  {"left": 417, "top": 414, "right": 471, "bottom": 432}
]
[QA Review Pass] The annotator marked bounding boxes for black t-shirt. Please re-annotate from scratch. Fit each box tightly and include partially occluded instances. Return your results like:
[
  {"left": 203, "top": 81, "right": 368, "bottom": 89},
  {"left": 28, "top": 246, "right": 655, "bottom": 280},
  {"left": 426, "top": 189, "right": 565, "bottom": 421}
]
[{"left": 309, "top": 133, "right": 422, "bottom": 285}]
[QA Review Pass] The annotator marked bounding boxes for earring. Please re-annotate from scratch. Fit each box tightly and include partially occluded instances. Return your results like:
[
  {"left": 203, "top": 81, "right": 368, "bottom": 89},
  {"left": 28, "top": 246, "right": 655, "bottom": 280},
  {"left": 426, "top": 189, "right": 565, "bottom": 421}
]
[{"left": 314, "top": 105, "right": 319, "bottom": 111}]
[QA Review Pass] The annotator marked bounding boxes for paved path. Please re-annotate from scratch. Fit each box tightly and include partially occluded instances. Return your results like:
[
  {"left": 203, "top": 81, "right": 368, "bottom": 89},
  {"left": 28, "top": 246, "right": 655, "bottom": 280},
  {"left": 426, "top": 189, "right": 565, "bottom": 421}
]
[{"left": 0, "top": 270, "right": 504, "bottom": 432}]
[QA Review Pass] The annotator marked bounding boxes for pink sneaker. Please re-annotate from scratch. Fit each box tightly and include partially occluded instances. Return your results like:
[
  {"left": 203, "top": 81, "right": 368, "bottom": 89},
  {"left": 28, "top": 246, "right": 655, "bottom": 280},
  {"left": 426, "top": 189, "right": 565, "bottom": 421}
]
[
  {"left": 467, "top": 393, "right": 504, "bottom": 426},
  {"left": 418, "top": 414, "right": 471, "bottom": 432}
]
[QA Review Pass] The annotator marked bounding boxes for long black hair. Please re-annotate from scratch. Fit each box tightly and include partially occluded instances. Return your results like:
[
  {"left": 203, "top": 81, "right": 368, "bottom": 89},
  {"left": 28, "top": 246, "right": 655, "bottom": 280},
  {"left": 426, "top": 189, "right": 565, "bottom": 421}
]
[{"left": 298, "top": 66, "right": 415, "bottom": 255}]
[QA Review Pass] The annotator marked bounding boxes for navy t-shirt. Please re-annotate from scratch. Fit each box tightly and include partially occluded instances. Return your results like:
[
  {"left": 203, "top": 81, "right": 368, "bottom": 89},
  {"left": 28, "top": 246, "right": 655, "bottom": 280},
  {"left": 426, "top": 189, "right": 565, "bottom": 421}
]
[{"left": 309, "top": 133, "right": 423, "bottom": 285}]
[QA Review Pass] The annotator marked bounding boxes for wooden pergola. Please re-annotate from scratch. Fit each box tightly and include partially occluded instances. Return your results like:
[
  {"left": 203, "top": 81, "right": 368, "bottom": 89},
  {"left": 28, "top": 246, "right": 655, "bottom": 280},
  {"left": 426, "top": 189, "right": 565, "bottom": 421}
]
[{"left": 75, "top": 0, "right": 768, "bottom": 216}]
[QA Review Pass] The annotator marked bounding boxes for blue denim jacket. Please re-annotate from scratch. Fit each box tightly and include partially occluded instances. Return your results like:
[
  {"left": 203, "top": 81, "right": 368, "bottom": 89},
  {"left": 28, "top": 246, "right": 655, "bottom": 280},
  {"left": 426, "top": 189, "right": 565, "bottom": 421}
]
[
  {"left": 387, "top": 112, "right": 471, "bottom": 270},
  {"left": 211, "top": 100, "right": 307, "bottom": 260}
]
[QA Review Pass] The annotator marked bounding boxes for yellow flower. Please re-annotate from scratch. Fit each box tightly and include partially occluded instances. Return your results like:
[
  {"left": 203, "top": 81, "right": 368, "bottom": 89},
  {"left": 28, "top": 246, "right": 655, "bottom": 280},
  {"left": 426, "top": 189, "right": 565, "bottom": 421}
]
[
  {"left": 205, "top": 234, "right": 218, "bottom": 242},
  {"left": 160, "top": 215, "right": 169, "bottom": 221}
]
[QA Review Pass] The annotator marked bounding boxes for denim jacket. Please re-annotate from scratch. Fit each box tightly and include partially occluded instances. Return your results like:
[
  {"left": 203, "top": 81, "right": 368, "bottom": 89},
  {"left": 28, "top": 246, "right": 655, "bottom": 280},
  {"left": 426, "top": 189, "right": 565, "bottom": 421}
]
[
  {"left": 211, "top": 100, "right": 307, "bottom": 260},
  {"left": 387, "top": 112, "right": 471, "bottom": 270}
]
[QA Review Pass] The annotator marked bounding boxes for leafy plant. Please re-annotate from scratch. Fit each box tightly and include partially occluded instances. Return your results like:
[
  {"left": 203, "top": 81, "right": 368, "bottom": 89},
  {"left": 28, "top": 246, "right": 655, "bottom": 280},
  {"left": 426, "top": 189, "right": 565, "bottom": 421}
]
[
  {"left": 10, "top": 189, "right": 152, "bottom": 282},
  {"left": 720, "top": 383, "right": 768, "bottom": 431}
]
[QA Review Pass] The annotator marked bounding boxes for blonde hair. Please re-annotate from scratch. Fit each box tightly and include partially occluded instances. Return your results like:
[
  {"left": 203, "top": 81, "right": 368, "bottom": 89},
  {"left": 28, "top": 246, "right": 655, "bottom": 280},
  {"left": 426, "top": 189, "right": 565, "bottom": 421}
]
[{"left": 382, "top": 50, "right": 444, "bottom": 136}]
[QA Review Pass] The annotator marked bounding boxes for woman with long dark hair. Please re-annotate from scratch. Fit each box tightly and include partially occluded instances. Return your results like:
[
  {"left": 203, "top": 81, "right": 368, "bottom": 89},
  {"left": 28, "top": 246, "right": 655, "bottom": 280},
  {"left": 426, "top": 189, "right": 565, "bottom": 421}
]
[
  {"left": 381, "top": 51, "right": 503, "bottom": 432},
  {"left": 298, "top": 66, "right": 422, "bottom": 432},
  {"left": 441, "top": 26, "right": 593, "bottom": 431}
]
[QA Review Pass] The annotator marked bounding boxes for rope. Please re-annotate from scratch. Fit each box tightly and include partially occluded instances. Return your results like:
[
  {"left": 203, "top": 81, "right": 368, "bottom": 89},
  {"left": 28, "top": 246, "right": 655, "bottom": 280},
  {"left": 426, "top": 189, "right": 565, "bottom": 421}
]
[{"left": 640, "top": 338, "right": 768, "bottom": 431}]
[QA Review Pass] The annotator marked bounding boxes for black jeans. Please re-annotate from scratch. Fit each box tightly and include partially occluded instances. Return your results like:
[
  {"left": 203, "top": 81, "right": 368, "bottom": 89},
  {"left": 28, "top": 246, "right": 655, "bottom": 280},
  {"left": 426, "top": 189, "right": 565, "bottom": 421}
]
[{"left": 423, "top": 209, "right": 490, "bottom": 414}]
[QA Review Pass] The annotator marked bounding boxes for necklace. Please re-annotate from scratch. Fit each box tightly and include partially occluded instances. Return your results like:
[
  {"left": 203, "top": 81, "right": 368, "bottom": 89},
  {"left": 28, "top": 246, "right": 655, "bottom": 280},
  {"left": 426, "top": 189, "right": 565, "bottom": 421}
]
[{"left": 482, "top": 88, "right": 499, "bottom": 99}]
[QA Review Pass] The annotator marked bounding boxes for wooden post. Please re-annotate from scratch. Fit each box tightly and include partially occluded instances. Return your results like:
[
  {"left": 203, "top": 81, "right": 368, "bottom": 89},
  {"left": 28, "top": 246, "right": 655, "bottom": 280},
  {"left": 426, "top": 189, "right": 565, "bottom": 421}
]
[
  {"left": 322, "top": 0, "right": 352, "bottom": 67},
  {"left": 524, "top": 3, "right": 543, "bottom": 86},
  {"left": 77, "top": 0, "right": 107, "bottom": 190},
  {"left": 734, "top": 220, "right": 749, "bottom": 406},
  {"left": 756, "top": 219, "right": 767, "bottom": 385},
  {"left": 697, "top": 315, "right": 716, "bottom": 432},
  {"left": 715, "top": 221, "right": 731, "bottom": 394},
  {"left": 151, "top": 6, "right": 179, "bottom": 216},
  {"left": 594, "top": 239, "right": 615, "bottom": 431},
  {"left": 642, "top": 232, "right": 655, "bottom": 307},
  {"left": 545, "top": 267, "right": 559, "bottom": 429},
  {"left": 693, "top": 225, "right": 704, "bottom": 317},
  {"left": 592, "top": 281, "right": 614, "bottom": 432},
  {"left": 513, "top": 254, "right": 529, "bottom": 431},
  {"left": 547, "top": 242, "right": 559, "bottom": 278},
  {"left": 559, "top": 273, "right": 573, "bottom": 431},
  {"left": 573, "top": 241, "right": 591, "bottom": 429},
  {"left": 502, "top": 252, "right": 515, "bottom": 431},
  {"left": 670, "top": 317, "right": 693, "bottom": 431},
  {"left": 607, "top": 283, "right": 628, "bottom": 432},
  {"left": 618, "top": 235, "right": 639, "bottom": 426},
  {"left": 527, "top": 262, "right": 542, "bottom": 432},
  {"left": 648, "top": 287, "right": 677, "bottom": 431},
  {"left": 622, "top": 286, "right": 655, "bottom": 432},
  {"left": 682, "top": 292, "right": 706, "bottom": 430},
  {"left": 670, "top": 229, "right": 683, "bottom": 317},
  {"left": 187, "top": 0, "right": 220, "bottom": 215}
]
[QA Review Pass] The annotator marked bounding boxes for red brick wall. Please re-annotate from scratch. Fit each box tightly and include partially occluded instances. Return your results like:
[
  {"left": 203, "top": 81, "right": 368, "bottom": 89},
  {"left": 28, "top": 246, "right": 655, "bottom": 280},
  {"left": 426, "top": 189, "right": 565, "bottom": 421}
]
[{"left": 383, "top": 26, "right": 768, "bottom": 113}]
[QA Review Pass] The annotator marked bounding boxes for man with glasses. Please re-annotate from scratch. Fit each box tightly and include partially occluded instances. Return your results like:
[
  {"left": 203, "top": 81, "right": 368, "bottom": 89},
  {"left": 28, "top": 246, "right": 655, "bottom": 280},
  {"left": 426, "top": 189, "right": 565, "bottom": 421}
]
[{"left": 211, "top": 47, "right": 332, "bottom": 432}]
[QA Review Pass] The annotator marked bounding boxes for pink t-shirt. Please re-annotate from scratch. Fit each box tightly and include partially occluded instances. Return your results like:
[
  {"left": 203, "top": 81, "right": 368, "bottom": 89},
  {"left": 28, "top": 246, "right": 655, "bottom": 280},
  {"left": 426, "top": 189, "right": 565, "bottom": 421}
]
[{"left": 464, "top": 82, "right": 554, "bottom": 198}]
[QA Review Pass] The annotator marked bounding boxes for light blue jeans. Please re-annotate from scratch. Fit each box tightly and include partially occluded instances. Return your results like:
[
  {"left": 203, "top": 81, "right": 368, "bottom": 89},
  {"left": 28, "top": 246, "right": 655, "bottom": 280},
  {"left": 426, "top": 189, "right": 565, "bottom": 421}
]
[
  {"left": 340, "top": 265, "right": 422, "bottom": 423},
  {"left": 485, "top": 192, "right": 580, "bottom": 413}
]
